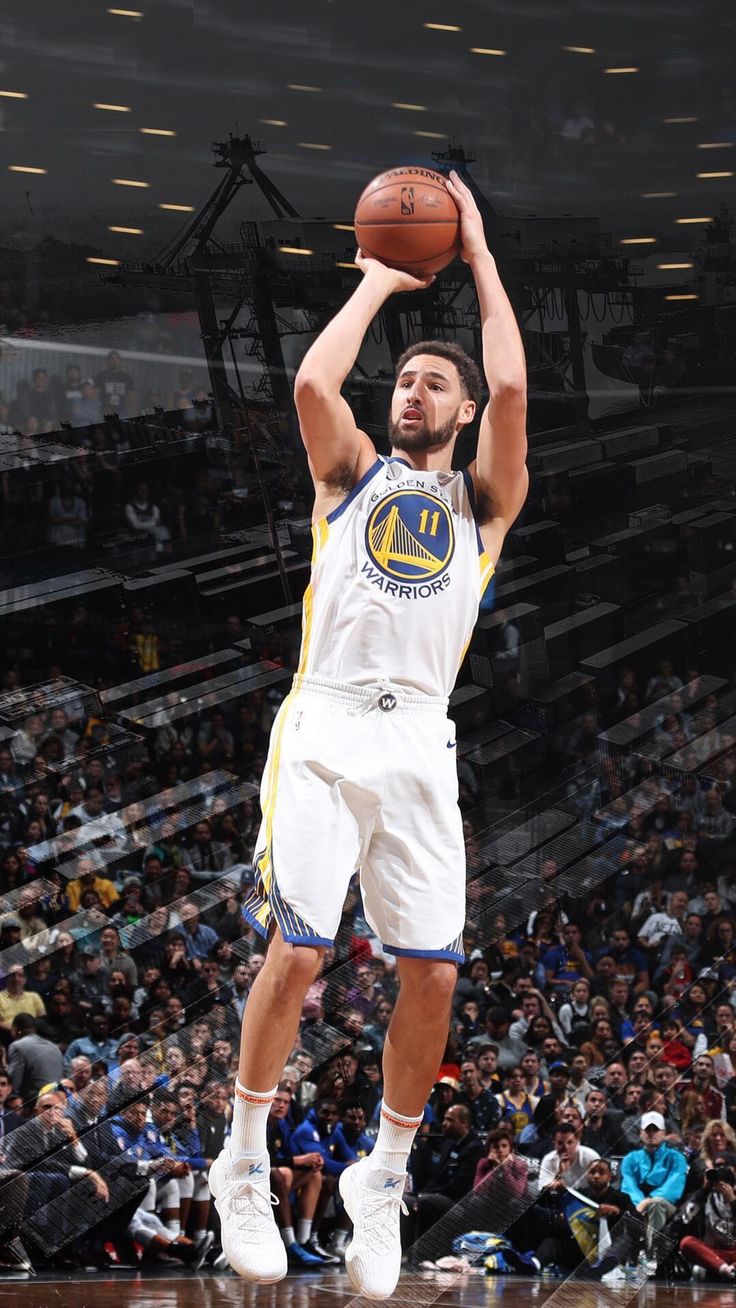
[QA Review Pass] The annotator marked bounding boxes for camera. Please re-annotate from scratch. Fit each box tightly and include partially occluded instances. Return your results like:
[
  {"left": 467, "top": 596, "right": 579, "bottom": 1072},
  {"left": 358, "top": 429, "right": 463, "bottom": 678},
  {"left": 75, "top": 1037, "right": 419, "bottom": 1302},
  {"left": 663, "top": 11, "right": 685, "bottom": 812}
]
[{"left": 706, "top": 1166, "right": 736, "bottom": 1187}]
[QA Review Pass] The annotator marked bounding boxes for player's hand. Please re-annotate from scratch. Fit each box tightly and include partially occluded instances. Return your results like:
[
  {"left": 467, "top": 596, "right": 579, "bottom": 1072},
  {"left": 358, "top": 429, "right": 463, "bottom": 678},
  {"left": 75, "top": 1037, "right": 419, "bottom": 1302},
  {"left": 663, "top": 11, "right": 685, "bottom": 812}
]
[
  {"left": 444, "top": 170, "right": 489, "bottom": 264},
  {"left": 355, "top": 249, "right": 434, "bottom": 294}
]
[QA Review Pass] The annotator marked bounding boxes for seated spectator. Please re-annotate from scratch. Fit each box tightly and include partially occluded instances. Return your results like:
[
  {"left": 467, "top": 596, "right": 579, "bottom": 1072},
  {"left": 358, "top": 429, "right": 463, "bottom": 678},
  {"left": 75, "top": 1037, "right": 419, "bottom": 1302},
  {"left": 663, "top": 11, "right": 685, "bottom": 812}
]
[
  {"left": 186, "top": 819, "right": 234, "bottom": 878},
  {"left": 64, "top": 1011, "right": 119, "bottom": 1071},
  {"left": 558, "top": 978, "right": 593, "bottom": 1045},
  {"left": 680, "top": 1148, "right": 736, "bottom": 1280},
  {"left": 579, "top": 1158, "right": 638, "bottom": 1278},
  {"left": 542, "top": 923, "right": 594, "bottom": 994},
  {"left": 0, "top": 964, "right": 46, "bottom": 1037},
  {"left": 638, "top": 891, "right": 689, "bottom": 952},
  {"left": 534, "top": 1123, "right": 600, "bottom": 1272},
  {"left": 619, "top": 1110, "right": 688, "bottom": 1265},
  {"left": 175, "top": 901, "right": 220, "bottom": 961},
  {"left": 402, "top": 1103, "right": 484, "bottom": 1246},
  {"left": 496, "top": 1065, "right": 539, "bottom": 1139},
  {"left": 124, "top": 482, "right": 171, "bottom": 554},
  {"left": 46, "top": 481, "right": 88, "bottom": 551},
  {"left": 580, "top": 1087, "right": 624, "bottom": 1156}
]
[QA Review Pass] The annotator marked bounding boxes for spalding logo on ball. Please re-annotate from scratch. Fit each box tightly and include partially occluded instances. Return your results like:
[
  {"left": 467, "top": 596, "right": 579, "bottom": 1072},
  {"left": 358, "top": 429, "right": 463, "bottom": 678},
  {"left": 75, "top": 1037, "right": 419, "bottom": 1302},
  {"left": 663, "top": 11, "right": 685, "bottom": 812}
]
[{"left": 354, "top": 166, "right": 460, "bottom": 277}]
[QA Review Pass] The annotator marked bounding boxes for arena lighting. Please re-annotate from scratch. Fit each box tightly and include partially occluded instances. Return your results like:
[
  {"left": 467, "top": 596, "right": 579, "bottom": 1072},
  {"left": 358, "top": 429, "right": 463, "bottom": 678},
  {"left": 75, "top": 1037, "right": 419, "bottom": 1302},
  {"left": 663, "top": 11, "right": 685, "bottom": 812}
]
[
  {"left": 159, "top": 202, "right": 194, "bottom": 211},
  {"left": 0, "top": 90, "right": 28, "bottom": 99},
  {"left": 663, "top": 116, "right": 698, "bottom": 123},
  {"left": 287, "top": 84, "right": 322, "bottom": 92},
  {"left": 336, "top": 261, "right": 358, "bottom": 268},
  {"left": 333, "top": 223, "right": 355, "bottom": 231},
  {"left": 107, "top": 7, "right": 144, "bottom": 16},
  {"left": 86, "top": 257, "right": 121, "bottom": 265},
  {"left": 413, "top": 130, "right": 446, "bottom": 139},
  {"left": 604, "top": 66, "right": 639, "bottom": 73},
  {"left": 658, "top": 262, "right": 693, "bottom": 269},
  {"left": 140, "top": 127, "right": 176, "bottom": 136},
  {"left": 297, "top": 142, "right": 332, "bottom": 150},
  {"left": 697, "top": 142, "right": 733, "bottom": 149},
  {"left": 8, "top": 164, "right": 46, "bottom": 174},
  {"left": 392, "top": 102, "right": 427, "bottom": 111},
  {"left": 620, "top": 237, "right": 657, "bottom": 245},
  {"left": 278, "top": 246, "right": 314, "bottom": 255},
  {"left": 259, "top": 119, "right": 287, "bottom": 126},
  {"left": 697, "top": 170, "right": 734, "bottom": 178},
  {"left": 423, "top": 22, "right": 462, "bottom": 31},
  {"left": 676, "top": 216, "right": 713, "bottom": 224},
  {"left": 469, "top": 47, "right": 506, "bottom": 56},
  {"left": 642, "top": 191, "right": 677, "bottom": 198},
  {"left": 93, "top": 102, "right": 131, "bottom": 112},
  {"left": 665, "top": 293, "right": 698, "bottom": 300},
  {"left": 562, "top": 46, "right": 596, "bottom": 54},
  {"left": 112, "top": 178, "right": 150, "bottom": 187},
  {"left": 108, "top": 225, "right": 143, "bottom": 234}
]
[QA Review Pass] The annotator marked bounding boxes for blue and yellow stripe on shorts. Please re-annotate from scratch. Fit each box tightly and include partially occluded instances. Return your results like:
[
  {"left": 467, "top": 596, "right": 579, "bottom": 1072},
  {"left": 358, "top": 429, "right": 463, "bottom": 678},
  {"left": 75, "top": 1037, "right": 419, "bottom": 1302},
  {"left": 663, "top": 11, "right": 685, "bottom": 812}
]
[{"left": 242, "top": 516, "right": 334, "bottom": 946}]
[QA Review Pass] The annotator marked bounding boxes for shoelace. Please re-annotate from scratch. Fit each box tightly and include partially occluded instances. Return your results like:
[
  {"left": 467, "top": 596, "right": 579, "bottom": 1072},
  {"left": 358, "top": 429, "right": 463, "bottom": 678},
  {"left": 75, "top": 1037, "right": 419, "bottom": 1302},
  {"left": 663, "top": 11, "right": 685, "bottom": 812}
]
[
  {"left": 357, "top": 1189, "right": 408, "bottom": 1254},
  {"left": 226, "top": 1181, "right": 279, "bottom": 1231}
]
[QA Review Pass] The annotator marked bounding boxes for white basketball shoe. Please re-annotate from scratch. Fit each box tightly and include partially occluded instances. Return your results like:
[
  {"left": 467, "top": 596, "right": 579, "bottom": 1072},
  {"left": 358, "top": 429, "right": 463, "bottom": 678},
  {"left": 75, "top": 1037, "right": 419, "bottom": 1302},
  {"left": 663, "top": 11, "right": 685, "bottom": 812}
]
[
  {"left": 208, "top": 1149, "right": 287, "bottom": 1283},
  {"left": 339, "top": 1157, "right": 408, "bottom": 1300}
]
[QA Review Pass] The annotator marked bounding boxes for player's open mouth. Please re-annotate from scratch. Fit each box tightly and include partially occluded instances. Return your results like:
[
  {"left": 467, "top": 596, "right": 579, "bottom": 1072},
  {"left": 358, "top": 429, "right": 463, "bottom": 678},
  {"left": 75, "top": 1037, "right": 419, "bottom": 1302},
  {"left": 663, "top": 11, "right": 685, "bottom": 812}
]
[{"left": 402, "top": 408, "right": 422, "bottom": 421}]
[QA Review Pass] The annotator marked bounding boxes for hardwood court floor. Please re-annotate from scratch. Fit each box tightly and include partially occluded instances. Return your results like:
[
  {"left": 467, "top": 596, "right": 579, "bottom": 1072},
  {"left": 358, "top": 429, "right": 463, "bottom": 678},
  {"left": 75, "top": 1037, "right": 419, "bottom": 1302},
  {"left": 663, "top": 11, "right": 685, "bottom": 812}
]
[{"left": 0, "top": 1269, "right": 730, "bottom": 1308}]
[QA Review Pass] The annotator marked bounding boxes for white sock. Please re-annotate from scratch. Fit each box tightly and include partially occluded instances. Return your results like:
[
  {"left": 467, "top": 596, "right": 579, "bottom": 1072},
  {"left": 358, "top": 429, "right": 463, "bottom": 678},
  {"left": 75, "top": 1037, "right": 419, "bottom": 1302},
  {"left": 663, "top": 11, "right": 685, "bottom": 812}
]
[
  {"left": 371, "top": 1102, "right": 423, "bottom": 1173},
  {"left": 281, "top": 1225, "right": 296, "bottom": 1248},
  {"left": 192, "top": 1229, "right": 207, "bottom": 1243},
  {"left": 297, "top": 1219, "right": 312, "bottom": 1245},
  {"left": 332, "top": 1229, "right": 349, "bottom": 1250},
  {"left": 229, "top": 1080, "right": 277, "bottom": 1160},
  {"left": 165, "top": 1220, "right": 180, "bottom": 1237}
]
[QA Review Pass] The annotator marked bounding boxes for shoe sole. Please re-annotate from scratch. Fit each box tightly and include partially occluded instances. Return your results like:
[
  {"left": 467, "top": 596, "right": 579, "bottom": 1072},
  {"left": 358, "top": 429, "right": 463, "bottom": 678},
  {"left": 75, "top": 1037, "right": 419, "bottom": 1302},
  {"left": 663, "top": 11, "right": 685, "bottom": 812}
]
[
  {"left": 338, "top": 1166, "right": 399, "bottom": 1301},
  {"left": 209, "top": 1158, "right": 287, "bottom": 1284}
]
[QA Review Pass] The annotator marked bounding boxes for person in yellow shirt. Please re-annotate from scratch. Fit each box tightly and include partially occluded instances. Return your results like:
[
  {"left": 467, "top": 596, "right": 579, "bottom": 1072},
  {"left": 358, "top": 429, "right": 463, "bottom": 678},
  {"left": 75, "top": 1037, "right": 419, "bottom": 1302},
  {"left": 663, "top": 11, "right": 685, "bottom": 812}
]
[
  {"left": 66, "top": 855, "right": 120, "bottom": 914},
  {"left": 0, "top": 964, "right": 46, "bottom": 1035}
]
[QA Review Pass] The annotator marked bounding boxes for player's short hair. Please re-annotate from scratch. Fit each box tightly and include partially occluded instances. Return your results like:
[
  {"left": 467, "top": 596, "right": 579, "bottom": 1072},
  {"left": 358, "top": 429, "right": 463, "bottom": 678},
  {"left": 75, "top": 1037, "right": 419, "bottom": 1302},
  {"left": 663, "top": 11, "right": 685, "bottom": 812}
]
[{"left": 395, "top": 340, "right": 482, "bottom": 410}]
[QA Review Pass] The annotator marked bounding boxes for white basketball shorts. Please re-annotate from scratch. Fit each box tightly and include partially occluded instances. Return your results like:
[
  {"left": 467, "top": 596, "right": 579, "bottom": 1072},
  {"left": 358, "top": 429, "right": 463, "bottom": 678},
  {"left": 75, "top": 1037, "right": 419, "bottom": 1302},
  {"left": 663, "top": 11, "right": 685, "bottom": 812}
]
[{"left": 242, "top": 673, "right": 466, "bottom": 961}]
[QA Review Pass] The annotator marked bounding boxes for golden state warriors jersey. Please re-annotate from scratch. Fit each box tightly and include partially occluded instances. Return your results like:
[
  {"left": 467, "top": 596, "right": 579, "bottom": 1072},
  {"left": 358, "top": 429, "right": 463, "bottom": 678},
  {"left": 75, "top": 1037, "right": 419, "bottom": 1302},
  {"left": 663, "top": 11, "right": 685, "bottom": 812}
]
[{"left": 296, "top": 455, "right": 495, "bottom": 698}]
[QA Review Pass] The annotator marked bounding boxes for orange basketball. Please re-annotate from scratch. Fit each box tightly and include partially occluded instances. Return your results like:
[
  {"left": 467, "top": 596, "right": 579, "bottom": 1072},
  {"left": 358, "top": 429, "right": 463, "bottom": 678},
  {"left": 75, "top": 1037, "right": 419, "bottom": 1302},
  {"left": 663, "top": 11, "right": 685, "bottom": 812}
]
[{"left": 354, "top": 166, "right": 460, "bottom": 276}]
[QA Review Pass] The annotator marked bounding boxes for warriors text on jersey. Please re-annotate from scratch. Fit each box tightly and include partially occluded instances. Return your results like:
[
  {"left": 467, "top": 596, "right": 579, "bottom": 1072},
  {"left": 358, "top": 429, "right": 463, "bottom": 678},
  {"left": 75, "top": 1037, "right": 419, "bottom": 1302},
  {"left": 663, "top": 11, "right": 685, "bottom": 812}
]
[{"left": 297, "top": 455, "right": 494, "bottom": 698}]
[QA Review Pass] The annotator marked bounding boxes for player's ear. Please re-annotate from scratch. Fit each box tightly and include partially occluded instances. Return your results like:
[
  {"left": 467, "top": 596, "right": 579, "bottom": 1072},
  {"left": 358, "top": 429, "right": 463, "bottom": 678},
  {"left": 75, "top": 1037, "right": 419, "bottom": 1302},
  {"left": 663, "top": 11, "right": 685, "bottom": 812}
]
[{"left": 459, "top": 399, "right": 476, "bottom": 429}]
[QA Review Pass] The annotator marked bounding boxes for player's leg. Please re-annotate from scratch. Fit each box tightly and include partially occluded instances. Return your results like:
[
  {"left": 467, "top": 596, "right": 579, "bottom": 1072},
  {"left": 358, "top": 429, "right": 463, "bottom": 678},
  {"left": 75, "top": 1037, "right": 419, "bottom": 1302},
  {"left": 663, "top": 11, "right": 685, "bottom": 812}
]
[{"left": 209, "top": 930, "right": 324, "bottom": 1282}]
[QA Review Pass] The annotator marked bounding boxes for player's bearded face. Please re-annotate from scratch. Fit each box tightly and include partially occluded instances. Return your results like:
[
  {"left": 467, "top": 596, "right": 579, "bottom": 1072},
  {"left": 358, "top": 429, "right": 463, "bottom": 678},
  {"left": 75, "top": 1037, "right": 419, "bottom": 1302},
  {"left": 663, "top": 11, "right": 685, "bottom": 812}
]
[{"left": 388, "top": 404, "right": 461, "bottom": 452}]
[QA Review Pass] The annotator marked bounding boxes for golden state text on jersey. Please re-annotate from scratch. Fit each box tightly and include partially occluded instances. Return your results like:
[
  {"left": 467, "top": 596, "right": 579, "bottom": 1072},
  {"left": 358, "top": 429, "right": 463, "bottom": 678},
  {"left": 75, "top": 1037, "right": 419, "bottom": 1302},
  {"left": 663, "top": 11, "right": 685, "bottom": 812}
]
[{"left": 295, "top": 455, "right": 495, "bottom": 697}]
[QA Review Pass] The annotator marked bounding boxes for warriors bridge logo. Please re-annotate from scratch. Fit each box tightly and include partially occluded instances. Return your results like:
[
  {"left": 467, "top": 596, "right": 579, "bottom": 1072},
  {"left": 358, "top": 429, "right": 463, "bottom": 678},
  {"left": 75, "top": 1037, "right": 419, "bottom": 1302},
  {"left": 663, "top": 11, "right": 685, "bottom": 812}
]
[{"left": 364, "top": 489, "right": 454, "bottom": 584}]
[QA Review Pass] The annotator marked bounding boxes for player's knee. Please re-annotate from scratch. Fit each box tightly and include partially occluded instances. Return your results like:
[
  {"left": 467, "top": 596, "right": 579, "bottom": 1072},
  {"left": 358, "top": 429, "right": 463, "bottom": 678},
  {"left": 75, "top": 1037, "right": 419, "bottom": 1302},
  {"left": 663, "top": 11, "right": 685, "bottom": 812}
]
[
  {"left": 399, "top": 958, "right": 457, "bottom": 1008},
  {"left": 270, "top": 934, "right": 324, "bottom": 993}
]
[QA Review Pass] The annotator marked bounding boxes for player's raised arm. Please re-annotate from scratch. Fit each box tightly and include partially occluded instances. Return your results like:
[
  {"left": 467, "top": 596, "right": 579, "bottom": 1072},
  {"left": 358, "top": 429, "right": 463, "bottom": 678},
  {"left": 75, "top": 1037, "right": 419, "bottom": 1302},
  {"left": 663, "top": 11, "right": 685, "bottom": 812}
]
[
  {"left": 294, "top": 255, "right": 434, "bottom": 488},
  {"left": 445, "top": 171, "right": 528, "bottom": 549}
]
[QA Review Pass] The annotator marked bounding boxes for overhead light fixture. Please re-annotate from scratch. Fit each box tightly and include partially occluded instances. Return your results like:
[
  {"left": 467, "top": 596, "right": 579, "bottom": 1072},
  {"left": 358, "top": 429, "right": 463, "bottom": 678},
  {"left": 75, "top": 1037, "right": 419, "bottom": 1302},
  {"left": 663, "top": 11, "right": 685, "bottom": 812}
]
[
  {"left": 413, "top": 130, "right": 446, "bottom": 138},
  {"left": 159, "top": 202, "right": 194, "bottom": 211},
  {"left": 259, "top": 118, "right": 288, "bottom": 126},
  {"left": 112, "top": 178, "right": 150, "bottom": 187},
  {"left": 0, "top": 90, "right": 28, "bottom": 99},
  {"left": 697, "top": 142, "right": 733, "bottom": 149},
  {"left": 697, "top": 170, "right": 734, "bottom": 178},
  {"left": 469, "top": 47, "right": 506, "bottom": 56},
  {"left": 86, "top": 256, "right": 121, "bottom": 265},
  {"left": 287, "top": 83, "right": 322, "bottom": 92},
  {"left": 93, "top": 102, "right": 131, "bottom": 112},
  {"left": 620, "top": 237, "right": 657, "bottom": 245},
  {"left": 604, "top": 66, "right": 639, "bottom": 74},
  {"left": 8, "top": 164, "right": 46, "bottom": 174},
  {"left": 140, "top": 127, "right": 176, "bottom": 136},
  {"left": 662, "top": 116, "right": 698, "bottom": 124},
  {"left": 278, "top": 246, "right": 314, "bottom": 255},
  {"left": 392, "top": 102, "right": 427, "bottom": 111},
  {"left": 333, "top": 223, "right": 355, "bottom": 231},
  {"left": 658, "top": 262, "right": 693, "bottom": 269},
  {"left": 641, "top": 191, "right": 677, "bottom": 198},
  {"left": 423, "top": 22, "right": 462, "bottom": 31},
  {"left": 107, "top": 7, "right": 143, "bottom": 16},
  {"left": 109, "top": 225, "right": 143, "bottom": 234},
  {"left": 297, "top": 142, "right": 332, "bottom": 150},
  {"left": 336, "top": 261, "right": 358, "bottom": 268},
  {"left": 562, "top": 46, "right": 596, "bottom": 54},
  {"left": 676, "top": 216, "right": 712, "bottom": 224},
  {"left": 665, "top": 293, "right": 698, "bottom": 300}
]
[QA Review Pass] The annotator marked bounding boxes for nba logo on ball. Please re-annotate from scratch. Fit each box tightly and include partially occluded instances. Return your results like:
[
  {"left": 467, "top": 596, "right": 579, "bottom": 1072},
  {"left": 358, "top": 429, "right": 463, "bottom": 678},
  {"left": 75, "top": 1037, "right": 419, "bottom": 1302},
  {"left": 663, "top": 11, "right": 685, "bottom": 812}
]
[
  {"left": 365, "top": 490, "right": 454, "bottom": 582},
  {"left": 400, "top": 186, "right": 415, "bottom": 216}
]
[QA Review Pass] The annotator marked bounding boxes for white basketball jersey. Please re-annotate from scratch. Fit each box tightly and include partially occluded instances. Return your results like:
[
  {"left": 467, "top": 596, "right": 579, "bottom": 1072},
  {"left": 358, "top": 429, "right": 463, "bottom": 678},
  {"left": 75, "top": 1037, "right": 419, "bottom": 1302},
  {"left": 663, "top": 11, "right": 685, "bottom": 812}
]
[{"left": 296, "top": 455, "right": 495, "bottom": 698}]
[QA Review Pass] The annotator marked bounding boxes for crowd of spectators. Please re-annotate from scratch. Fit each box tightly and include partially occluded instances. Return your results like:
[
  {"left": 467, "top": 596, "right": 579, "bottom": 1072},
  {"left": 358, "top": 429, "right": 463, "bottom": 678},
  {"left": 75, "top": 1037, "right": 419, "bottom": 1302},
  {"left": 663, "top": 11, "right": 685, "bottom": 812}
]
[{"left": 0, "top": 636, "right": 734, "bottom": 1282}]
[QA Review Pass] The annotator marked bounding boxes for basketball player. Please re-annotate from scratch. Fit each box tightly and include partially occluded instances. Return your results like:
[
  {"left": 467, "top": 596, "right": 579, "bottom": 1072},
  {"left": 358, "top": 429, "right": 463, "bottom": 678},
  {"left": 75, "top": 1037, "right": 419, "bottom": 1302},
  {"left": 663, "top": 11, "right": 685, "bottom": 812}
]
[{"left": 209, "top": 170, "right": 528, "bottom": 1297}]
